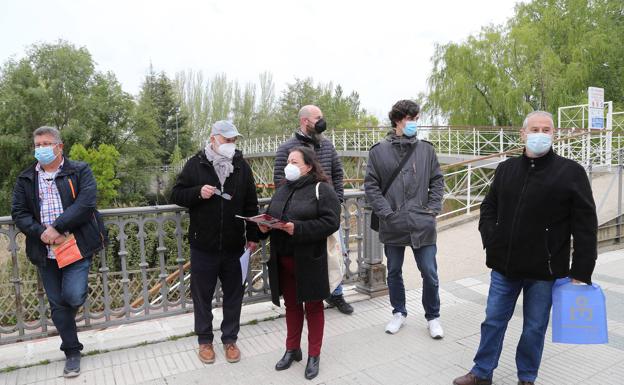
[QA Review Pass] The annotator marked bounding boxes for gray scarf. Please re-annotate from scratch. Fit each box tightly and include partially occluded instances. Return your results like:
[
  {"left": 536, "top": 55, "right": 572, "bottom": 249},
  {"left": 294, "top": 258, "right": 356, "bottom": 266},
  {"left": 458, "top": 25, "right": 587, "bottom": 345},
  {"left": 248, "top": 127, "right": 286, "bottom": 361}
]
[{"left": 204, "top": 143, "right": 234, "bottom": 187}]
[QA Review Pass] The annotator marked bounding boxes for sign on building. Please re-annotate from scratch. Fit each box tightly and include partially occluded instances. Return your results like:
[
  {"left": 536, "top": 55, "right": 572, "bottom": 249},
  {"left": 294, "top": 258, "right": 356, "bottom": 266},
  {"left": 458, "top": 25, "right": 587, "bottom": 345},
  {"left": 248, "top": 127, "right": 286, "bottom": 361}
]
[{"left": 588, "top": 87, "right": 604, "bottom": 129}]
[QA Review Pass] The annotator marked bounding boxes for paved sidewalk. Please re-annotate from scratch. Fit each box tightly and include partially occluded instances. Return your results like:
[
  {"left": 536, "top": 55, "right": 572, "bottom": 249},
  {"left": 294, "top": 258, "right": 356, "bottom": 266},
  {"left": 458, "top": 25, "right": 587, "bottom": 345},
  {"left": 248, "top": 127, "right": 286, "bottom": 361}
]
[{"left": 2, "top": 248, "right": 623, "bottom": 385}]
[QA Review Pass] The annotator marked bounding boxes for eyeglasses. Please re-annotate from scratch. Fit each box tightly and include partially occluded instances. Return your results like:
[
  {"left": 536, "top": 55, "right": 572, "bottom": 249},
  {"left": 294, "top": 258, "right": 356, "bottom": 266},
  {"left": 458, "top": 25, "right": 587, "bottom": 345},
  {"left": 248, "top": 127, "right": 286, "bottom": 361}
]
[
  {"left": 214, "top": 189, "right": 232, "bottom": 200},
  {"left": 34, "top": 142, "right": 59, "bottom": 148}
]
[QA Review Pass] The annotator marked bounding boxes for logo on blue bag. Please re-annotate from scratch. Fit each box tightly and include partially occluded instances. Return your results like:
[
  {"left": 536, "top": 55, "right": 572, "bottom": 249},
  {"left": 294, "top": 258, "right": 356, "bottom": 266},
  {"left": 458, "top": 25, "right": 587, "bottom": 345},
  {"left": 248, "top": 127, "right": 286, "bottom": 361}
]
[{"left": 570, "top": 296, "right": 593, "bottom": 322}]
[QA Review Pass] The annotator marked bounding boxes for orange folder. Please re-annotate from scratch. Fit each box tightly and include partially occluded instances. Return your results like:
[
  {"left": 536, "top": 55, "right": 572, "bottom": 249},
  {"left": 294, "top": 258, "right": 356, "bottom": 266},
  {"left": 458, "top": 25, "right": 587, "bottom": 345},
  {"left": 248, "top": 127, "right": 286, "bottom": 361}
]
[{"left": 52, "top": 234, "right": 84, "bottom": 268}]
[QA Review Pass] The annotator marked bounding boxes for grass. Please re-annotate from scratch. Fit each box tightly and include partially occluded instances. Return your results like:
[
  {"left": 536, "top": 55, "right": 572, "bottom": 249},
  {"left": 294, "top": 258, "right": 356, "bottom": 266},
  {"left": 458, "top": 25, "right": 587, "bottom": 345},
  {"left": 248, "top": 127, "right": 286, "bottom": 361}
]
[{"left": 0, "top": 359, "right": 50, "bottom": 373}]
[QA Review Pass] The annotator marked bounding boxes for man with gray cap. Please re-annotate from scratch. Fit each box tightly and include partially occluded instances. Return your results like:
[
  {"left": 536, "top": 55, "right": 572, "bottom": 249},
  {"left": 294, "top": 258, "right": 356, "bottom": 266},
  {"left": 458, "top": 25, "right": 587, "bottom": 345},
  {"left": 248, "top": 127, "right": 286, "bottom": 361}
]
[{"left": 171, "top": 120, "right": 260, "bottom": 364}]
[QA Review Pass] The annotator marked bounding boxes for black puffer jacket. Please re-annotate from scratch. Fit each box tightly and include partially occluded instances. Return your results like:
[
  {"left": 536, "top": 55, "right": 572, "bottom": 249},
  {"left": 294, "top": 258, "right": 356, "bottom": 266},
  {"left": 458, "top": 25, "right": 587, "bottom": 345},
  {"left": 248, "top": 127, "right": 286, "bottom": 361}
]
[
  {"left": 273, "top": 131, "right": 344, "bottom": 202},
  {"left": 12, "top": 157, "right": 108, "bottom": 267},
  {"left": 479, "top": 149, "right": 597, "bottom": 283},
  {"left": 170, "top": 150, "right": 259, "bottom": 253},
  {"left": 262, "top": 175, "right": 341, "bottom": 305}
]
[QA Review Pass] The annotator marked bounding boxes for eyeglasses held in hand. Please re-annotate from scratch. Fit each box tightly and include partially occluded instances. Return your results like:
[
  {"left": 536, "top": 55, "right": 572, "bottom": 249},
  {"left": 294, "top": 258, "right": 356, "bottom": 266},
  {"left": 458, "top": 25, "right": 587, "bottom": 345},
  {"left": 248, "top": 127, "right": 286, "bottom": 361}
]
[{"left": 214, "top": 189, "right": 232, "bottom": 200}]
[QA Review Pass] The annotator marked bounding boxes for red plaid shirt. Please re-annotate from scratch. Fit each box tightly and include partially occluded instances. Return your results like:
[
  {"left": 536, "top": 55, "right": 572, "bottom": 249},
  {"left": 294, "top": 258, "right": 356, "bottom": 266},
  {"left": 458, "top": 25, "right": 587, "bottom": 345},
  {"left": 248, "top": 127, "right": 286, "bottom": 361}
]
[{"left": 37, "top": 160, "right": 65, "bottom": 259}]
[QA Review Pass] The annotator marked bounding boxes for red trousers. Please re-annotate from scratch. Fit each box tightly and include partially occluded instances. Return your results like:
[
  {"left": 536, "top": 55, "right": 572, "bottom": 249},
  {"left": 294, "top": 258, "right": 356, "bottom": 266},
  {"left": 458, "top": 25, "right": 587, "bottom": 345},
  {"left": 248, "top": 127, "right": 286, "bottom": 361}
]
[{"left": 279, "top": 255, "right": 324, "bottom": 356}]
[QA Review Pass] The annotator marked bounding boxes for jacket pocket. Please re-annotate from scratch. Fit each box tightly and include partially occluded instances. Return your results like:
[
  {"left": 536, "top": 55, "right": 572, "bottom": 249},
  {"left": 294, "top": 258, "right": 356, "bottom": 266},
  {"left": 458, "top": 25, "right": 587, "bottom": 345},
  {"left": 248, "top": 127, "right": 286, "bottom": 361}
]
[{"left": 379, "top": 208, "right": 406, "bottom": 234}]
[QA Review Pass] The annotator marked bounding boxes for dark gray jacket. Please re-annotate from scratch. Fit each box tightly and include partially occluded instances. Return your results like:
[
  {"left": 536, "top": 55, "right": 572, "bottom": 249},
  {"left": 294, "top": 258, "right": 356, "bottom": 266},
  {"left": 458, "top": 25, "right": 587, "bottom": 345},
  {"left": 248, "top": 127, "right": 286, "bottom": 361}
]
[
  {"left": 273, "top": 131, "right": 344, "bottom": 202},
  {"left": 364, "top": 134, "right": 444, "bottom": 248}
]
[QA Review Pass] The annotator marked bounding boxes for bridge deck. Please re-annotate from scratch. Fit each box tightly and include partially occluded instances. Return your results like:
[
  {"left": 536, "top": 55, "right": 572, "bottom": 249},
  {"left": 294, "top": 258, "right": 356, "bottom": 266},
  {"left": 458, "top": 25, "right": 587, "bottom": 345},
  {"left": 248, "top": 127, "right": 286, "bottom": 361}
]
[{"left": 1, "top": 247, "right": 623, "bottom": 385}]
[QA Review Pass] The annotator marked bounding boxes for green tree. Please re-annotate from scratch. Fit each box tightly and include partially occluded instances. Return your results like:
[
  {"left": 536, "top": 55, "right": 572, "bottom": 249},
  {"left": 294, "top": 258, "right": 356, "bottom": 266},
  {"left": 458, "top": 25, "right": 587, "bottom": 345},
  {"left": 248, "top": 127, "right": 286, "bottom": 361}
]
[
  {"left": 69, "top": 144, "right": 121, "bottom": 207},
  {"left": 276, "top": 78, "right": 371, "bottom": 132},
  {"left": 139, "top": 68, "right": 193, "bottom": 163},
  {"left": 0, "top": 40, "right": 129, "bottom": 214},
  {"left": 233, "top": 82, "right": 256, "bottom": 137},
  {"left": 427, "top": 0, "right": 624, "bottom": 125}
]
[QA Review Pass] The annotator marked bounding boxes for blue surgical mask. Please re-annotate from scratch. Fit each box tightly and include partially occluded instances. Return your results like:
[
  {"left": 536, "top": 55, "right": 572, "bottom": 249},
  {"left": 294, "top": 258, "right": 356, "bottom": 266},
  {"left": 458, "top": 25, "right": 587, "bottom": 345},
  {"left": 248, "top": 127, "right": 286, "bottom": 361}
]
[
  {"left": 403, "top": 121, "right": 418, "bottom": 137},
  {"left": 526, "top": 133, "right": 552, "bottom": 156},
  {"left": 34, "top": 146, "right": 58, "bottom": 165}
]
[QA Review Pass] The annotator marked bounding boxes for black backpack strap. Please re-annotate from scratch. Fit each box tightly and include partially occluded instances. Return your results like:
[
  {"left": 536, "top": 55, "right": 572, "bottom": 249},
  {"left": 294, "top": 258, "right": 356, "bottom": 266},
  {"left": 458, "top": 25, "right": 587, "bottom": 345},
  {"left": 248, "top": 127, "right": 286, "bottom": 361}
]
[{"left": 381, "top": 142, "right": 418, "bottom": 196}]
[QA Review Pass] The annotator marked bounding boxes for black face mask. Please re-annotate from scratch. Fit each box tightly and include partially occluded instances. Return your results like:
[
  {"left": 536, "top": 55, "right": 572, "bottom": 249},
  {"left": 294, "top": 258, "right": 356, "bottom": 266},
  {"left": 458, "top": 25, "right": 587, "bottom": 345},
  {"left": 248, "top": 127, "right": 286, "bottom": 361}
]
[{"left": 313, "top": 118, "right": 327, "bottom": 134}]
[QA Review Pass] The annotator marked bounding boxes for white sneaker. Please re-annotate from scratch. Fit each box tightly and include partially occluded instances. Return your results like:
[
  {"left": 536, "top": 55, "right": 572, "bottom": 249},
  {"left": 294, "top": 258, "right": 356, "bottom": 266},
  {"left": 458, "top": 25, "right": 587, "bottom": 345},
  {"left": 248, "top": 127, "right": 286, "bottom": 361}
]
[
  {"left": 385, "top": 313, "right": 406, "bottom": 334},
  {"left": 427, "top": 318, "right": 444, "bottom": 339}
]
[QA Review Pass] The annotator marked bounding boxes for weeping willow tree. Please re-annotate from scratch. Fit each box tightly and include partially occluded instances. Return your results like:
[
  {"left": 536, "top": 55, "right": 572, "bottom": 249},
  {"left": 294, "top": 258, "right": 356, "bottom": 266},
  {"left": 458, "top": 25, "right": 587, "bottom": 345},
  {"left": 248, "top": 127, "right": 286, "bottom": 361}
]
[{"left": 426, "top": 0, "right": 624, "bottom": 126}]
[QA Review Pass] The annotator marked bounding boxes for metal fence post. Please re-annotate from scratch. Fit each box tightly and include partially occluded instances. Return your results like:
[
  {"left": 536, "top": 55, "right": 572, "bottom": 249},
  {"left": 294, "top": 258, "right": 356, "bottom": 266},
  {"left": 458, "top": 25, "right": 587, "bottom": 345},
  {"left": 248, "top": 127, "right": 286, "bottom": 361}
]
[
  {"left": 467, "top": 165, "right": 472, "bottom": 214},
  {"left": 617, "top": 149, "right": 623, "bottom": 243},
  {"left": 355, "top": 204, "right": 388, "bottom": 297}
]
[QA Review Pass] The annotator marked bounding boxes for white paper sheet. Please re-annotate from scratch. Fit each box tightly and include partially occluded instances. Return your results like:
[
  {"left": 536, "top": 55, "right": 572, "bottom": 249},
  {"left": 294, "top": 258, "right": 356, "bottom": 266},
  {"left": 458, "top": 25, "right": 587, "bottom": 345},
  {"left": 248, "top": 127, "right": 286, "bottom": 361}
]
[{"left": 240, "top": 248, "right": 251, "bottom": 285}]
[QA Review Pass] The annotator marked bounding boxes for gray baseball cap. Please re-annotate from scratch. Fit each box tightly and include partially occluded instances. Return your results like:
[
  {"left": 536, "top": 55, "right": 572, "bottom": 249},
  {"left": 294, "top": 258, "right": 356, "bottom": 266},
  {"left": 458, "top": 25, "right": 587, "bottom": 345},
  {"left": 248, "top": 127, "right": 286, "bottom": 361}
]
[{"left": 210, "top": 120, "right": 242, "bottom": 138}]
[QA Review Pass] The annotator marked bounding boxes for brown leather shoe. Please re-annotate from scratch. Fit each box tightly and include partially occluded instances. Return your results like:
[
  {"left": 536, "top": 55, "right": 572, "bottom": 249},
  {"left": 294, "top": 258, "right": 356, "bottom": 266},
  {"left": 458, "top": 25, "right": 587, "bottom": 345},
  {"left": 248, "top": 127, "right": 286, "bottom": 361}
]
[
  {"left": 198, "top": 343, "right": 215, "bottom": 364},
  {"left": 452, "top": 372, "right": 492, "bottom": 385},
  {"left": 224, "top": 342, "right": 241, "bottom": 363}
]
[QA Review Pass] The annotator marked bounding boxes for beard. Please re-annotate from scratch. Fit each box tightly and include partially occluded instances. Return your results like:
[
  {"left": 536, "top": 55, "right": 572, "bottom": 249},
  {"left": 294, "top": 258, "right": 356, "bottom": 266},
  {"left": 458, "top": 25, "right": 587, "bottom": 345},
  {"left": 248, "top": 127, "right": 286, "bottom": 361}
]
[{"left": 306, "top": 123, "right": 322, "bottom": 144}]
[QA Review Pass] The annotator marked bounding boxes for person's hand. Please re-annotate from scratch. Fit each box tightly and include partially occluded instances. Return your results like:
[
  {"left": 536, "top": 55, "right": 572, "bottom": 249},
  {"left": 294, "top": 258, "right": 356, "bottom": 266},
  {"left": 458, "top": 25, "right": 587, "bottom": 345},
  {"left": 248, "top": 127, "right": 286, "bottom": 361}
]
[
  {"left": 571, "top": 278, "right": 585, "bottom": 285},
  {"left": 280, "top": 222, "right": 295, "bottom": 235},
  {"left": 246, "top": 241, "right": 258, "bottom": 252},
  {"left": 41, "top": 225, "right": 61, "bottom": 245},
  {"left": 257, "top": 224, "right": 271, "bottom": 233},
  {"left": 200, "top": 185, "right": 216, "bottom": 199},
  {"left": 53, "top": 235, "right": 67, "bottom": 245}
]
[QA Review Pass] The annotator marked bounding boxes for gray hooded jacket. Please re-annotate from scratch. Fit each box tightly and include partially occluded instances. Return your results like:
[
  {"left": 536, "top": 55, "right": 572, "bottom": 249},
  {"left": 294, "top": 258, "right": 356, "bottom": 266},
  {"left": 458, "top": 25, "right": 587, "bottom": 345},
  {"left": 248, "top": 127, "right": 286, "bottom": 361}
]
[{"left": 364, "top": 133, "right": 444, "bottom": 248}]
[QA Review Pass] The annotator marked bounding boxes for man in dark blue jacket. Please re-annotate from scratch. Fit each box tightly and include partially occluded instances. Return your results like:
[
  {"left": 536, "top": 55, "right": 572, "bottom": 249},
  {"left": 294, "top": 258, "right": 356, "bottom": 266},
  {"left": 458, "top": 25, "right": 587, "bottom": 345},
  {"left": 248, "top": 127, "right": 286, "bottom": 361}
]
[
  {"left": 453, "top": 111, "right": 598, "bottom": 385},
  {"left": 12, "top": 126, "right": 107, "bottom": 378}
]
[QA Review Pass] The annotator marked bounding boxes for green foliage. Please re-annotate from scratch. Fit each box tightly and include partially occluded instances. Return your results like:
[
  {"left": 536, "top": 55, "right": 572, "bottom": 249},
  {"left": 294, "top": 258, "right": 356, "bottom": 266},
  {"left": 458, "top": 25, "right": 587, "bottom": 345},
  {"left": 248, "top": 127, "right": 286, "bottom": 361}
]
[
  {"left": 427, "top": 0, "right": 624, "bottom": 125},
  {"left": 276, "top": 78, "right": 373, "bottom": 133},
  {"left": 69, "top": 144, "right": 121, "bottom": 207},
  {"left": 0, "top": 40, "right": 129, "bottom": 214},
  {"left": 139, "top": 67, "right": 193, "bottom": 163}
]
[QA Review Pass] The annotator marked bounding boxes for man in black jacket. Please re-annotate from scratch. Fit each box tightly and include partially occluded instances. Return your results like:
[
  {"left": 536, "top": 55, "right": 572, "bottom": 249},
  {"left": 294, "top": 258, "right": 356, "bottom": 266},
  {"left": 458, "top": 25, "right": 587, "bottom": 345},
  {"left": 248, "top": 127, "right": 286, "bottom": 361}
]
[
  {"left": 12, "top": 126, "right": 107, "bottom": 378},
  {"left": 171, "top": 120, "right": 259, "bottom": 365},
  {"left": 273, "top": 105, "right": 353, "bottom": 315},
  {"left": 453, "top": 111, "right": 598, "bottom": 385}
]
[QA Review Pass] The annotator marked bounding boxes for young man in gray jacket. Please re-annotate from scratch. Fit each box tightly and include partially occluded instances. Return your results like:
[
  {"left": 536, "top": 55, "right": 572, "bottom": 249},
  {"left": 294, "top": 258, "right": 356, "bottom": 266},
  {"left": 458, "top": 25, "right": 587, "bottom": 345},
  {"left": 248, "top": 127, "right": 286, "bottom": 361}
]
[{"left": 364, "top": 100, "right": 444, "bottom": 338}]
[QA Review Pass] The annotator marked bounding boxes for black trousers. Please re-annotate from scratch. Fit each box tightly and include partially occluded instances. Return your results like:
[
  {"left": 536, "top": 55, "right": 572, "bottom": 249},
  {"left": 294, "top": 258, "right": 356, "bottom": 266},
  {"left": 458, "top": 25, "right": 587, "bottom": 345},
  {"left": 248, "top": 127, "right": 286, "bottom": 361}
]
[{"left": 190, "top": 247, "right": 244, "bottom": 344}]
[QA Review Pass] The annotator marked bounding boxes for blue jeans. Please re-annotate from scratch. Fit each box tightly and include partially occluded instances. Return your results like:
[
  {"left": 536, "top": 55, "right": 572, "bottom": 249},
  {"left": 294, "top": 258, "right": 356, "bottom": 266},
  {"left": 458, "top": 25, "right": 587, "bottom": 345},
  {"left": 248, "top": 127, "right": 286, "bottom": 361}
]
[
  {"left": 384, "top": 244, "right": 440, "bottom": 320},
  {"left": 472, "top": 270, "right": 554, "bottom": 382},
  {"left": 38, "top": 257, "right": 91, "bottom": 357}
]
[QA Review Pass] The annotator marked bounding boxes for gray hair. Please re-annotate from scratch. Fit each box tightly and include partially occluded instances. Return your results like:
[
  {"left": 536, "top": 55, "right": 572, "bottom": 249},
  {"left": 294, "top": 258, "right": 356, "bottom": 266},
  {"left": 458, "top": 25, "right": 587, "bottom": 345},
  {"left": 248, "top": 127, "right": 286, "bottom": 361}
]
[
  {"left": 522, "top": 111, "right": 554, "bottom": 129},
  {"left": 33, "top": 126, "right": 62, "bottom": 143}
]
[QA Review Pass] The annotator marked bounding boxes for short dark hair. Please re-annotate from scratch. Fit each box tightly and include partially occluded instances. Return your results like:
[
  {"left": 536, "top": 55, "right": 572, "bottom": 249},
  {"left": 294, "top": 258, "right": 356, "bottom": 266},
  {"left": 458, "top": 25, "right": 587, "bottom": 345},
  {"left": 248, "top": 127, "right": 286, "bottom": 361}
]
[
  {"left": 289, "top": 146, "right": 329, "bottom": 183},
  {"left": 388, "top": 100, "right": 420, "bottom": 128}
]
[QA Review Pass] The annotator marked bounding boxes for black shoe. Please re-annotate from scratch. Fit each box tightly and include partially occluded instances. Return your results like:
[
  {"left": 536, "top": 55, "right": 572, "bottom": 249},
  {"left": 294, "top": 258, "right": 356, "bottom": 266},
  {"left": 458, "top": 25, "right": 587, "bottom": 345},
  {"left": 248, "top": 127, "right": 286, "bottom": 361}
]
[
  {"left": 63, "top": 354, "right": 81, "bottom": 378},
  {"left": 326, "top": 294, "right": 354, "bottom": 315},
  {"left": 275, "top": 348, "right": 302, "bottom": 371},
  {"left": 304, "top": 356, "right": 320, "bottom": 380}
]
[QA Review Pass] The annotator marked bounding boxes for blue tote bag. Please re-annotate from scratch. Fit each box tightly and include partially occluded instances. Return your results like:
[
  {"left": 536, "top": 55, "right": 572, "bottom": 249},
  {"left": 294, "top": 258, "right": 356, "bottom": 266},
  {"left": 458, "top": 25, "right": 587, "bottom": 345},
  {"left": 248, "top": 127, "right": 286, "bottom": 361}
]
[{"left": 551, "top": 277, "right": 608, "bottom": 344}]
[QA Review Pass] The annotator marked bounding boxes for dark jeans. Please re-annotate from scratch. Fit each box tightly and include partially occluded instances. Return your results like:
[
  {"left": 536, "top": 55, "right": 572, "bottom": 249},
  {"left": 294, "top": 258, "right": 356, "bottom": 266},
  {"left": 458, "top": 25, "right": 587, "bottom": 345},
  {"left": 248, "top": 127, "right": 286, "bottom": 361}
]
[
  {"left": 471, "top": 270, "right": 554, "bottom": 382},
  {"left": 38, "top": 257, "right": 91, "bottom": 357},
  {"left": 384, "top": 244, "right": 440, "bottom": 320},
  {"left": 190, "top": 247, "right": 244, "bottom": 345}
]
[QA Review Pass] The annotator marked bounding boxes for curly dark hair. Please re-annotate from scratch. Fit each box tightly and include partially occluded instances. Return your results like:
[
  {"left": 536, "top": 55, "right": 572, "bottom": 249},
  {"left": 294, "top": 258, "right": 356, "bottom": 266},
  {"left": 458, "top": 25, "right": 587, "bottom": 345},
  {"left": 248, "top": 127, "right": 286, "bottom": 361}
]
[
  {"left": 388, "top": 100, "right": 420, "bottom": 128},
  {"left": 288, "top": 146, "right": 329, "bottom": 183}
]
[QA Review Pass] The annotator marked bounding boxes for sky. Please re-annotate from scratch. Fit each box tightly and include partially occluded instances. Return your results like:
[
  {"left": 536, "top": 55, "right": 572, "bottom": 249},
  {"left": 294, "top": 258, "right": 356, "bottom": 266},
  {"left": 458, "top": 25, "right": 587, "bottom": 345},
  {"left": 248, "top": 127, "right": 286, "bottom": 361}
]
[{"left": 1, "top": 0, "right": 520, "bottom": 121}]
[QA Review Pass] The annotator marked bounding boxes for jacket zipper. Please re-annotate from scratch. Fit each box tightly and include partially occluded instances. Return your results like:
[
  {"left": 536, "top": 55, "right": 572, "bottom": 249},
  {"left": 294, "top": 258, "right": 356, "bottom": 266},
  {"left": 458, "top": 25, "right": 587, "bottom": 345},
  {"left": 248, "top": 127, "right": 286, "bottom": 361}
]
[
  {"left": 505, "top": 161, "right": 533, "bottom": 273},
  {"left": 219, "top": 188, "right": 224, "bottom": 251},
  {"left": 545, "top": 227, "right": 553, "bottom": 275}
]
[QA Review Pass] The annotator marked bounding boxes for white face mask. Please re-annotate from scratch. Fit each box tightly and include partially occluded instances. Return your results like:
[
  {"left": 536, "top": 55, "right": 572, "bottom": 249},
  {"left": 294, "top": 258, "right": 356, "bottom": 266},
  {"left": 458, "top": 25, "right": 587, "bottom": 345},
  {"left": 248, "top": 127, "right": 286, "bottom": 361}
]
[
  {"left": 217, "top": 142, "right": 236, "bottom": 158},
  {"left": 284, "top": 163, "right": 302, "bottom": 181}
]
